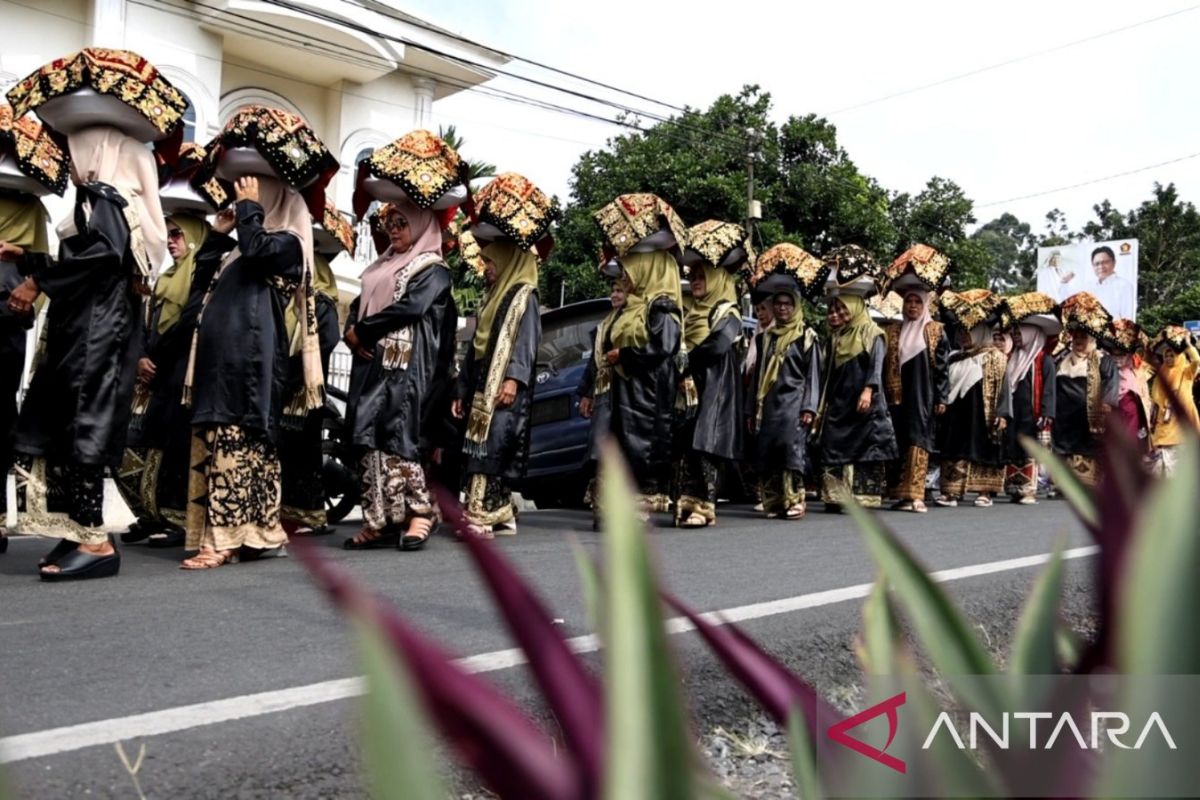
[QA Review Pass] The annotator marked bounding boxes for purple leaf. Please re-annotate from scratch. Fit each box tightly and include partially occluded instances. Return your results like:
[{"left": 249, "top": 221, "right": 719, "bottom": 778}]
[
  {"left": 433, "top": 485, "right": 604, "bottom": 796},
  {"left": 294, "top": 542, "right": 582, "bottom": 800}
]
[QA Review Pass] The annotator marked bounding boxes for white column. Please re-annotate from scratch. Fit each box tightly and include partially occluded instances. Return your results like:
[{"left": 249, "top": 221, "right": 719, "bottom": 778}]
[
  {"left": 412, "top": 77, "right": 436, "bottom": 128},
  {"left": 88, "top": 0, "right": 127, "bottom": 48}
]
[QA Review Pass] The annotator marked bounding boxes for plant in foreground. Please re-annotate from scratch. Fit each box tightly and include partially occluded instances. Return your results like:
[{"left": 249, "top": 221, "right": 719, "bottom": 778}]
[{"left": 296, "top": 420, "right": 1199, "bottom": 798}]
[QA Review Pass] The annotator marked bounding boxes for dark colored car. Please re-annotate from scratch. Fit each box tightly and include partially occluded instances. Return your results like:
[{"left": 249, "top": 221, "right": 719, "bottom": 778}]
[{"left": 517, "top": 298, "right": 611, "bottom": 509}]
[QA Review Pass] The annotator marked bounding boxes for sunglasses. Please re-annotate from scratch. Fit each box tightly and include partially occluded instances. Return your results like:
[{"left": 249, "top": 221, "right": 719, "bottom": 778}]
[
  {"left": 382, "top": 217, "right": 409, "bottom": 232},
  {"left": 167, "top": 229, "right": 185, "bottom": 240}
]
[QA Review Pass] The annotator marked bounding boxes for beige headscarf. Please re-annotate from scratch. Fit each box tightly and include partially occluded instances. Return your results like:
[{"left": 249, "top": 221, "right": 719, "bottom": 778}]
[
  {"left": 67, "top": 126, "right": 167, "bottom": 276},
  {"left": 357, "top": 201, "right": 442, "bottom": 320},
  {"left": 898, "top": 289, "right": 932, "bottom": 365}
]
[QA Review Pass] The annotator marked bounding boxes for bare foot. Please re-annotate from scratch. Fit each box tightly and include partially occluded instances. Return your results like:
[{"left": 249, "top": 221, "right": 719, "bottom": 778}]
[{"left": 40, "top": 541, "right": 113, "bottom": 575}]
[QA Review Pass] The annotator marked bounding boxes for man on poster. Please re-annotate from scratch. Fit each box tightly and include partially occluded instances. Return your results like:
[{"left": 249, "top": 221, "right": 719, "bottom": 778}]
[{"left": 1085, "top": 245, "right": 1136, "bottom": 319}]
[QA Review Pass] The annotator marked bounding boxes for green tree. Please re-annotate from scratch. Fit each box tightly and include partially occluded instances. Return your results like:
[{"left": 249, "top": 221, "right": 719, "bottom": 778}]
[
  {"left": 890, "top": 177, "right": 990, "bottom": 289},
  {"left": 971, "top": 212, "right": 1037, "bottom": 291}
]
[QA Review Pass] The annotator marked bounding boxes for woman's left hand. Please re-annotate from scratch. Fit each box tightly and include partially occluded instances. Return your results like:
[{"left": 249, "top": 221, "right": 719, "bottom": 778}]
[
  {"left": 0, "top": 241, "right": 25, "bottom": 261},
  {"left": 495, "top": 378, "right": 518, "bottom": 408},
  {"left": 6, "top": 277, "right": 39, "bottom": 316},
  {"left": 994, "top": 417, "right": 1008, "bottom": 432},
  {"left": 856, "top": 387, "right": 873, "bottom": 414},
  {"left": 344, "top": 326, "right": 373, "bottom": 360},
  {"left": 605, "top": 349, "right": 620, "bottom": 365},
  {"left": 234, "top": 176, "right": 260, "bottom": 203}
]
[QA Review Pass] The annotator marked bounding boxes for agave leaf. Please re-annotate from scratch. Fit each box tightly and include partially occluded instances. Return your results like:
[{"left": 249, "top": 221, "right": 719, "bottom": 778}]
[
  {"left": 599, "top": 442, "right": 694, "bottom": 800},
  {"left": 860, "top": 577, "right": 899, "bottom": 676},
  {"left": 1019, "top": 434, "right": 1097, "bottom": 528},
  {"left": 787, "top": 710, "right": 824, "bottom": 800},
  {"left": 841, "top": 498, "right": 1002, "bottom": 717},
  {"left": 294, "top": 544, "right": 580, "bottom": 800},
  {"left": 435, "top": 487, "right": 603, "bottom": 794},
  {"left": 354, "top": 619, "right": 447, "bottom": 800},
  {"left": 567, "top": 534, "right": 605, "bottom": 634},
  {"left": 1008, "top": 541, "right": 1065, "bottom": 677}
]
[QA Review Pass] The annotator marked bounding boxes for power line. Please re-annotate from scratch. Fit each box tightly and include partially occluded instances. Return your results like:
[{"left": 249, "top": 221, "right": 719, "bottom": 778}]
[
  {"left": 827, "top": 4, "right": 1200, "bottom": 116},
  {"left": 339, "top": 0, "right": 687, "bottom": 113},
  {"left": 976, "top": 150, "right": 1200, "bottom": 208}
]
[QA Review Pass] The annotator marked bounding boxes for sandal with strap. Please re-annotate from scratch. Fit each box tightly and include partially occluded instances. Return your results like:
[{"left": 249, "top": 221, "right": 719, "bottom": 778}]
[
  {"left": 180, "top": 548, "right": 236, "bottom": 570},
  {"left": 890, "top": 500, "right": 914, "bottom": 512},
  {"left": 343, "top": 527, "right": 397, "bottom": 550},
  {"left": 785, "top": 503, "right": 806, "bottom": 520},
  {"left": 677, "top": 512, "right": 708, "bottom": 529},
  {"left": 911, "top": 500, "right": 928, "bottom": 513},
  {"left": 400, "top": 517, "right": 434, "bottom": 551}
]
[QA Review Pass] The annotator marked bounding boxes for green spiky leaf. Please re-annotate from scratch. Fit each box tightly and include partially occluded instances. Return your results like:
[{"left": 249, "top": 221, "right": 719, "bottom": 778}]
[
  {"left": 1020, "top": 434, "right": 1098, "bottom": 528},
  {"left": 1008, "top": 541, "right": 1065, "bottom": 676}
]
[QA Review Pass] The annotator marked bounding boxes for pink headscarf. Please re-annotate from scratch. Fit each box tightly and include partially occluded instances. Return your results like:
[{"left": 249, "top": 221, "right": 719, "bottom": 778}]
[
  {"left": 358, "top": 200, "right": 441, "bottom": 319},
  {"left": 899, "top": 289, "right": 932, "bottom": 365}
]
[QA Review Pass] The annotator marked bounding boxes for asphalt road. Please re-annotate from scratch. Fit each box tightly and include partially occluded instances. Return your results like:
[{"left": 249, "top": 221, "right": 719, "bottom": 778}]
[{"left": 0, "top": 500, "right": 1097, "bottom": 798}]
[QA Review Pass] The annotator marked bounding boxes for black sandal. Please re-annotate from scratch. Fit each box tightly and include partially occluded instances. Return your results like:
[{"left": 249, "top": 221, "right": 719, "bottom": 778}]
[
  {"left": 399, "top": 518, "right": 433, "bottom": 551},
  {"left": 40, "top": 546, "right": 120, "bottom": 582},
  {"left": 38, "top": 538, "right": 80, "bottom": 567},
  {"left": 342, "top": 528, "right": 397, "bottom": 550},
  {"left": 146, "top": 527, "right": 186, "bottom": 549},
  {"left": 119, "top": 519, "right": 160, "bottom": 544}
]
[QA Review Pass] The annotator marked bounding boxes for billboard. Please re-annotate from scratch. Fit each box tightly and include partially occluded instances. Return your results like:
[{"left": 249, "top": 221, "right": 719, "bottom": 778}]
[{"left": 1036, "top": 239, "right": 1138, "bottom": 320}]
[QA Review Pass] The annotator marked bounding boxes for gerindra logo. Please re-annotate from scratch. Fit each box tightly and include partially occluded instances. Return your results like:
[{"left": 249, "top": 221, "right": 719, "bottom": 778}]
[{"left": 826, "top": 691, "right": 907, "bottom": 774}]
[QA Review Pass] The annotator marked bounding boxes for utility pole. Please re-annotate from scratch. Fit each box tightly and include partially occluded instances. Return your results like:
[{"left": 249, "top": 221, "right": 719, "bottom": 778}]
[{"left": 745, "top": 127, "right": 763, "bottom": 239}]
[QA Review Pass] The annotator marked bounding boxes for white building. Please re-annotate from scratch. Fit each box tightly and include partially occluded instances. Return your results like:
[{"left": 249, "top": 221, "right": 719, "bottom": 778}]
[{"left": 0, "top": 0, "right": 506, "bottom": 304}]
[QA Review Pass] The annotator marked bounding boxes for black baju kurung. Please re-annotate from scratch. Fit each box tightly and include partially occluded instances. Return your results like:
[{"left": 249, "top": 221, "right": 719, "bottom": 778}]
[
  {"left": 1052, "top": 350, "right": 1118, "bottom": 486},
  {"left": 184, "top": 199, "right": 301, "bottom": 552},
  {"left": 457, "top": 286, "right": 540, "bottom": 527},
  {"left": 15, "top": 183, "right": 142, "bottom": 543},
  {"left": 1003, "top": 354, "right": 1056, "bottom": 498},
  {"left": 883, "top": 322, "right": 949, "bottom": 501},
  {"left": 610, "top": 298, "right": 680, "bottom": 503},
  {"left": 819, "top": 336, "right": 898, "bottom": 506},
  {"left": 937, "top": 349, "right": 1013, "bottom": 497},
  {"left": 673, "top": 313, "right": 744, "bottom": 524},
  {"left": 747, "top": 329, "right": 821, "bottom": 516}
]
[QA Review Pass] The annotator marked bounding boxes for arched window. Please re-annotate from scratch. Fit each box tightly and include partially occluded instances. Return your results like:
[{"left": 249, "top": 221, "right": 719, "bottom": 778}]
[{"left": 181, "top": 94, "right": 198, "bottom": 143}]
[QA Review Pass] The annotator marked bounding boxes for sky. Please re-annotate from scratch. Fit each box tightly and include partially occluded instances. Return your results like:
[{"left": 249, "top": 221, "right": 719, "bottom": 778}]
[{"left": 400, "top": 0, "right": 1200, "bottom": 236}]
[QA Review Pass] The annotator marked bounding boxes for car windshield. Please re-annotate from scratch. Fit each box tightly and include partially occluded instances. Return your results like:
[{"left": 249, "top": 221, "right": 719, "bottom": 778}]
[{"left": 538, "top": 305, "right": 608, "bottom": 371}]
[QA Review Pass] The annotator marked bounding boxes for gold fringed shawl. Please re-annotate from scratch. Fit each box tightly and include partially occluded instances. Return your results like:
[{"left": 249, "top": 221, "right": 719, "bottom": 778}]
[
  {"left": 980, "top": 349, "right": 1007, "bottom": 431},
  {"left": 590, "top": 308, "right": 621, "bottom": 398},
  {"left": 1086, "top": 351, "right": 1104, "bottom": 435},
  {"left": 883, "top": 321, "right": 943, "bottom": 406},
  {"left": 465, "top": 283, "right": 536, "bottom": 456}
]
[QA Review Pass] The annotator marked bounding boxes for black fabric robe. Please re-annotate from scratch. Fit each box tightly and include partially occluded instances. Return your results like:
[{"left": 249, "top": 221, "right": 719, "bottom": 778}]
[
  {"left": 578, "top": 318, "right": 616, "bottom": 465},
  {"left": 127, "top": 294, "right": 196, "bottom": 449},
  {"left": 346, "top": 264, "right": 458, "bottom": 461},
  {"left": 819, "top": 336, "right": 898, "bottom": 466},
  {"left": 456, "top": 287, "right": 540, "bottom": 481},
  {"left": 681, "top": 314, "right": 744, "bottom": 462},
  {"left": 1, "top": 247, "right": 51, "bottom": 492},
  {"left": 1052, "top": 354, "right": 1118, "bottom": 457},
  {"left": 1003, "top": 354, "right": 1057, "bottom": 462},
  {"left": 937, "top": 351, "right": 1013, "bottom": 466},
  {"left": 610, "top": 298, "right": 680, "bottom": 484},
  {"left": 16, "top": 183, "right": 141, "bottom": 467},
  {"left": 185, "top": 200, "right": 301, "bottom": 437},
  {"left": 888, "top": 328, "right": 950, "bottom": 454},
  {"left": 747, "top": 329, "right": 821, "bottom": 472}
]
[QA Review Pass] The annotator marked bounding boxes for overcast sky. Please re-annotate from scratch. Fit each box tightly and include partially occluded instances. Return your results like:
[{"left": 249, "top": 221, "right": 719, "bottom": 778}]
[{"left": 402, "top": 0, "right": 1200, "bottom": 236}]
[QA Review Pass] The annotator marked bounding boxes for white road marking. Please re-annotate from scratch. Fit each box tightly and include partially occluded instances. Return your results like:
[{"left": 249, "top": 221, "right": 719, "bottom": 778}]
[{"left": 0, "top": 545, "right": 1098, "bottom": 764}]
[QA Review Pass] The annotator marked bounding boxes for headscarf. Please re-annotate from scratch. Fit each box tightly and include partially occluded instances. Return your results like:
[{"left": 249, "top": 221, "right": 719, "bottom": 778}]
[
  {"left": 898, "top": 289, "right": 932, "bottom": 366},
  {"left": 156, "top": 213, "right": 209, "bottom": 335},
  {"left": 830, "top": 295, "right": 882, "bottom": 368},
  {"left": 1005, "top": 324, "right": 1046, "bottom": 393},
  {"left": 995, "top": 333, "right": 1013, "bottom": 356},
  {"left": 610, "top": 250, "right": 682, "bottom": 350},
  {"left": 683, "top": 263, "right": 741, "bottom": 350},
  {"left": 946, "top": 324, "right": 993, "bottom": 404},
  {"left": 1115, "top": 353, "right": 1141, "bottom": 399},
  {"left": 313, "top": 251, "right": 338, "bottom": 300},
  {"left": 0, "top": 194, "right": 50, "bottom": 254},
  {"left": 1059, "top": 334, "right": 1097, "bottom": 379},
  {"left": 473, "top": 239, "right": 539, "bottom": 359},
  {"left": 67, "top": 126, "right": 167, "bottom": 276},
  {"left": 358, "top": 200, "right": 442, "bottom": 320},
  {"left": 755, "top": 288, "right": 809, "bottom": 427}
]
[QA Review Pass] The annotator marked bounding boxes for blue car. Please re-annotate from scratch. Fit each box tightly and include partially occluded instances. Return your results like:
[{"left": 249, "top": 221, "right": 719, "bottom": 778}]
[{"left": 517, "top": 298, "right": 611, "bottom": 509}]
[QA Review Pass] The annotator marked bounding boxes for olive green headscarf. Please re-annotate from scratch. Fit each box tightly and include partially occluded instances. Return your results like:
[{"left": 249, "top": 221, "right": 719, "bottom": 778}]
[
  {"left": 473, "top": 240, "right": 540, "bottom": 360},
  {"left": 0, "top": 194, "right": 50, "bottom": 255},
  {"left": 683, "top": 263, "right": 741, "bottom": 350},
  {"left": 831, "top": 295, "right": 882, "bottom": 367},
  {"left": 755, "top": 288, "right": 810, "bottom": 427},
  {"left": 156, "top": 213, "right": 210, "bottom": 335},
  {"left": 610, "top": 250, "right": 682, "bottom": 350}
]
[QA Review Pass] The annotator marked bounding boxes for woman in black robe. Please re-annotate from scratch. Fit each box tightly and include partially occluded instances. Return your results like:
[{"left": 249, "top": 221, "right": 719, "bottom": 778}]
[
  {"left": 747, "top": 287, "right": 821, "bottom": 519},
  {"left": 453, "top": 239, "right": 540, "bottom": 537},
  {"left": 934, "top": 324, "right": 1013, "bottom": 507},
  {"left": 1002, "top": 319, "right": 1057, "bottom": 503},
  {"left": 673, "top": 262, "right": 743, "bottom": 527},
  {"left": 883, "top": 288, "right": 949, "bottom": 512},
  {"left": 8, "top": 125, "right": 168, "bottom": 580},
  {"left": 117, "top": 212, "right": 209, "bottom": 548},
  {"left": 819, "top": 295, "right": 898, "bottom": 510},
  {"left": 1052, "top": 327, "right": 1118, "bottom": 487},
  {"left": 579, "top": 275, "right": 627, "bottom": 522},
  {"left": 605, "top": 250, "right": 682, "bottom": 515},
  {"left": 181, "top": 175, "right": 316, "bottom": 569},
  {"left": 342, "top": 201, "right": 457, "bottom": 550},
  {"left": 0, "top": 190, "right": 53, "bottom": 553}
]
